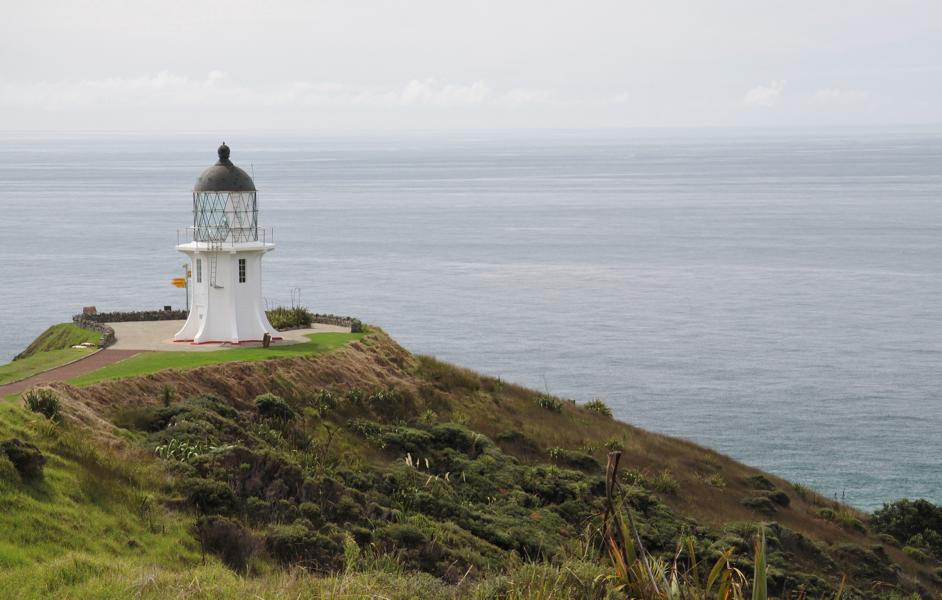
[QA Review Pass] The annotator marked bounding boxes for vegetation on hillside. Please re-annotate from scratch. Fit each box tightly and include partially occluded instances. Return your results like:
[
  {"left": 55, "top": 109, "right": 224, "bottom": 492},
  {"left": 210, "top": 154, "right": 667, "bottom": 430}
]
[
  {"left": 0, "top": 402, "right": 200, "bottom": 598},
  {"left": 871, "top": 499, "right": 942, "bottom": 565},
  {"left": 0, "top": 327, "right": 939, "bottom": 598}
]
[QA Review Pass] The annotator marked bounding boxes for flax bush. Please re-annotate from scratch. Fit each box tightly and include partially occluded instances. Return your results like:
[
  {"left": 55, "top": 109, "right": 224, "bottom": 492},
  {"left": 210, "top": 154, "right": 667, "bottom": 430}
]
[{"left": 22, "top": 387, "right": 61, "bottom": 422}]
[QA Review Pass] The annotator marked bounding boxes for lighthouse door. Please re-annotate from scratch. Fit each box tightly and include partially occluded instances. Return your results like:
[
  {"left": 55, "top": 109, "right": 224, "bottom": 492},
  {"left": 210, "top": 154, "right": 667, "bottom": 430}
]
[{"left": 193, "top": 257, "right": 208, "bottom": 319}]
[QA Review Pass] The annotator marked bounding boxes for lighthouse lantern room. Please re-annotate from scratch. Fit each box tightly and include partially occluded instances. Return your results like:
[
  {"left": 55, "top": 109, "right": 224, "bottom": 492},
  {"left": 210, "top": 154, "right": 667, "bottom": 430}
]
[{"left": 174, "top": 143, "right": 277, "bottom": 344}]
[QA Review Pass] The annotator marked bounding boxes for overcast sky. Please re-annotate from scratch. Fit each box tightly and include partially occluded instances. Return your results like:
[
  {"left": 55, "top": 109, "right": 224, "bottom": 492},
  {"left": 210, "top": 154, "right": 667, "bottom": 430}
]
[{"left": 2, "top": 0, "right": 940, "bottom": 131}]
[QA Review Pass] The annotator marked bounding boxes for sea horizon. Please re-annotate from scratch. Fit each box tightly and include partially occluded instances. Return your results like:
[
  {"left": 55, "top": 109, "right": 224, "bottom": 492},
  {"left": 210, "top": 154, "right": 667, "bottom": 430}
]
[{"left": 2, "top": 127, "right": 940, "bottom": 511}]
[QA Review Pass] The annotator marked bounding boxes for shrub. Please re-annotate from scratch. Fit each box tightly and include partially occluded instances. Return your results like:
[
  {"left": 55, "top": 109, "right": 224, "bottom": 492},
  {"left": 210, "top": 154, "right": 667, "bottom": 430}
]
[
  {"left": 494, "top": 430, "right": 543, "bottom": 456},
  {"left": 197, "top": 515, "right": 256, "bottom": 572},
  {"left": 871, "top": 498, "right": 942, "bottom": 547},
  {"left": 792, "top": 482, "right": 814, "bottom": 502},
  {"left": 649, "top": 470, "right": 679, "bottom": 495},
  {"left": 299, "top": 502, "right": 322, "bottom": 524},
  {"left": 829, "top": 543, "right": 895, "bottom": 579},
  {"left": 381, "top": 427, "right": 435, "bottom": 455},
  {"left": 255, "top": 393, "right": 296, "bottom": 422},
  {"left": 182, "top": 477, "right": 238, "bottom": 515},
  {"left": 583, "top": 399, "right": 612, "bottom": 417},
  {"left": 265, "top": 522, "right": 341, "bottom": 568},
  {"left": 547, "top": 447, "right": 599, "bottom": 471},
  {"left": 344, "top": 388, "right": 364, "bottom": 405},
  {"left": 744, "top": 474, "right": 775, "bottom": 491},
  {"left": 604, "top": 438, "right": 624, "bottom": 452},
  {"left": 536, "top": 394, "right": 563, "bottom": 413},
  {"left": 377, "top": 523, "right": 429, "bottom": 548},
  {"left": 155, "top": 438, "right": 204, "bottom": 463},
  {"left": 115, "top": 405, "right": 178, "bottom": 432},
  {"left": 309, "top": 389, "right": 338, "bottom": 415},
  {"left": 347, "top": 419, "right": 383, "bottom": 440},
  {"left": 902, "top": 545, "right": 930, "bottom": 563},
  {"left": 695, "top": 472, "right": 726, "bottom": 488},
  {"left": 366, "top": 387, "right": 416, "bottom": 420},
  {"left": 766, "top": 490, "right": 791, "bottom": 507},
  {"left": 521, "top": 465, "right": 590, "bottom": 504},
  {"left": 266, "top": 306, "right": 313, "bottom": 330},
  {"left": 22, "top": 387, "right": 61, "bottom": 422},
  {"left": 906, "top": 530, "right": 942, "bottom": 559},
  {"left": 875, "top": 533, "right": 898, "bottom": 546},
  {"left": 816, "top": 507, "right": 866, "bottom": 533},
  {"left": 0, "top": 438, "right": 46, "bottom": 481},
  {"left": 837, "top": 512, "right": 867, "bottom": 534},
  {"left": 741, "top": 495, "right": 777, "bottom": 514}
]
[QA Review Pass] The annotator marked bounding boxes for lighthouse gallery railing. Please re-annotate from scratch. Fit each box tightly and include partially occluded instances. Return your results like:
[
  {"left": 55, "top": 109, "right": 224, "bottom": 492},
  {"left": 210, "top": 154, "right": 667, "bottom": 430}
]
[{"left": 176, "top": 226, "right": 274, "bottom": 246}]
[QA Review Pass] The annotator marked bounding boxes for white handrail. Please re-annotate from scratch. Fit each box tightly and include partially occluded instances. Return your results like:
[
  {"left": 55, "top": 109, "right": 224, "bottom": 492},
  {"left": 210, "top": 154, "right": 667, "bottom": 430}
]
[{"left": 177, "top": 226, "right": 274, "bottom": 245}]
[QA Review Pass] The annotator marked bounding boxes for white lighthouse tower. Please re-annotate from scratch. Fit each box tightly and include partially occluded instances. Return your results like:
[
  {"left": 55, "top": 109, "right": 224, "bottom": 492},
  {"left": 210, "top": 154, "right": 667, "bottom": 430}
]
[{"left": 174, "top": 143, "right": 278, "bottom": 344}]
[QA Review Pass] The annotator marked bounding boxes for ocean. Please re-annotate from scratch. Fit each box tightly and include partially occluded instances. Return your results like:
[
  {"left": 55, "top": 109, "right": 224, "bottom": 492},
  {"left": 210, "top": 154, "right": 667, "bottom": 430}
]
[{"left": 1, "top": 128, "right": 939, "bottom": 511}]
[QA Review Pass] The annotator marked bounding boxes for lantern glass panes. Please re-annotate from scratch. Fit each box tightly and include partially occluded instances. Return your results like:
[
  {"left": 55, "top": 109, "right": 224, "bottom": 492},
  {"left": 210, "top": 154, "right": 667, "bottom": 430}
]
[{"left": 192, "top": 191, "right": 258, "bottom": 242}]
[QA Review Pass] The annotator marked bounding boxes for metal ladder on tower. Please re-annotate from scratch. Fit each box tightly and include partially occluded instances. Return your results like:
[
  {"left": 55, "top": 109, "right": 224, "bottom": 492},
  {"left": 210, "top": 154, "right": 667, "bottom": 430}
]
[{"left": 208, "top": 239, "right": 224, "bottom": 288}]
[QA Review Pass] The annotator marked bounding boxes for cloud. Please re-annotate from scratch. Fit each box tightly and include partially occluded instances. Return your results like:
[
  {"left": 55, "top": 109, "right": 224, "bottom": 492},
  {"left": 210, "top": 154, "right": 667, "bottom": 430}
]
[
  {"left": 0, "top": 72, "right": 625, "bottom": 113},
  {"left": 813, "top": 88, "right": 870, "bottom": 104},
  {"left": 742, "top": 80, "right": 786, "bottom": 108}
]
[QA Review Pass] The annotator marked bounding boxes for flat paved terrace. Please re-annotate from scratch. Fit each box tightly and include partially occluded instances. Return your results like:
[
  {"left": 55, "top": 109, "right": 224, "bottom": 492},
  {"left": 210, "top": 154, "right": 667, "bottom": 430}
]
[
  {"left": 1, "top": 321, "right": 351, "bottom": 396},
  {"left": 108, "top": 320, "right": 350, "bottom": 352}
]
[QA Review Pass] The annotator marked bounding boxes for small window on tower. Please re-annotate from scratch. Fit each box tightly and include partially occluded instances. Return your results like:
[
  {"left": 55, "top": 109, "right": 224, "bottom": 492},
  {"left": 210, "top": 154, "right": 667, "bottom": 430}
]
[
  {"left": 196, "top": 259, "right": 202, "bottom": 283},
  {"left": 239, "top": 258, "right": 246, "bottom": 283}
]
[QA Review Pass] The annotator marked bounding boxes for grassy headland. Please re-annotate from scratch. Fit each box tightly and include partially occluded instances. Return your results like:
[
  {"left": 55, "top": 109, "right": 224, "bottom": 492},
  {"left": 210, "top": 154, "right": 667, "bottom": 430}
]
[
  {"left": 67, "top": 331, "right": 365, "bottom": 386},
  {"left": 0, "top": 324, "right": 100, "bottom": 385},
  {"left": 0, "top": 326, "right": 939, "bottom": 598}
]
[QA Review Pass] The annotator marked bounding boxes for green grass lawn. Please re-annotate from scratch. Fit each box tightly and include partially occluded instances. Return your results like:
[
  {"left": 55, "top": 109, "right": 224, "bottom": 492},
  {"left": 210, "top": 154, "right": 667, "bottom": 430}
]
[
  {"left": 68, "top": 331, "right": 365, "bottom": 387},
  {"left": 0, "top": 403, "right": 201, "bottom": 594},
  {"left": 0, "top": 324, "right": 102, "bottom": 386},
  {"left": 0, "top": 348, "right": 97, "bottom": 386},
  {"left": 16, "top": 323, "right": 100, "bottom": 358}
]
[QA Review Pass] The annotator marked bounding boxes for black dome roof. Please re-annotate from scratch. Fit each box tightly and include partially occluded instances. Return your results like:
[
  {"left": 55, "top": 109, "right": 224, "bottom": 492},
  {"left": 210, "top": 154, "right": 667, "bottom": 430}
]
[{"left": 193, "top": 143, "right": 256, "bottom": 192}]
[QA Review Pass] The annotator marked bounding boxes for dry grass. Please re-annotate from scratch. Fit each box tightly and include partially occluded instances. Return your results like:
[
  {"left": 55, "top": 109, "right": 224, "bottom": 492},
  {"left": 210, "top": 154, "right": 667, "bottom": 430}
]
[{"left": 30, "top": 327, "right": 941, "bottom": 593}]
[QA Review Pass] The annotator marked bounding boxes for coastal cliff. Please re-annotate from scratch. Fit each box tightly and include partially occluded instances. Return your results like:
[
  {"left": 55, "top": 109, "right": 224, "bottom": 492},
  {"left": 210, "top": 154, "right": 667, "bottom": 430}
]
[{"left": 0, "top": 326, "right": 939, "bottom": 599}]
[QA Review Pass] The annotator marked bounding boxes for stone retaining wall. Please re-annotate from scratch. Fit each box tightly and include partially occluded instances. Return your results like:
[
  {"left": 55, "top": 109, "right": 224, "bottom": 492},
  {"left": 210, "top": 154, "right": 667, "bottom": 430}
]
[
  {"left": 72, "top": 309, "right": 187, "bottom": 348},
  {"left": 71, "top": 309, "right": 361, "bottom": 346},
  {"left": 80, "top": 310, "right": 189, "bottom": 323},
  {"left": 310, "top": 314, "right": 363, "bottom": 333},
  {"left": 71, "top": 316, "right": 116, "bottom": 349}
]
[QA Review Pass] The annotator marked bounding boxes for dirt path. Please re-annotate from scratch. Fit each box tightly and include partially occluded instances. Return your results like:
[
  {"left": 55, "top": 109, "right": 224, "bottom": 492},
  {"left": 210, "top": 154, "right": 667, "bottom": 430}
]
[{"left": 0, "top": 349, "right": 145, "bottom": 397}]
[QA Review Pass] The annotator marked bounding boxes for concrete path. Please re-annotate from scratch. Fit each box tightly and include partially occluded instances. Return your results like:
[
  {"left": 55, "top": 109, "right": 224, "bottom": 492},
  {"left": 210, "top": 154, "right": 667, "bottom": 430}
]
[
  {"left": 0, "top": 349, "right": 144, "bottom": 397},
  {"left": 1, "top": 321, "right": 350, "bottom": 398},
  {"left": 108, "top": 320, "right": 349, "bottom": 352}
]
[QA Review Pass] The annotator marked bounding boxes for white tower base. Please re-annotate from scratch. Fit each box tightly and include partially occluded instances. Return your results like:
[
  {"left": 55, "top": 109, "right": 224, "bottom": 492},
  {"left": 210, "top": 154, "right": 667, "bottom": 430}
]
[{"left": 175, "top": 240, "right": 278, "bottom": 344}]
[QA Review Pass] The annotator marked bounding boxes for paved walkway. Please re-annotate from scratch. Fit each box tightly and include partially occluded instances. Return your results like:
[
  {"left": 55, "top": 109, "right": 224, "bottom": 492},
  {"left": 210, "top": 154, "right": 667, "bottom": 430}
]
[
  {"left": 0, "top": 349, "right": 143, "bottom": 397},
  {"left": 109, "top": 320, "right": 349, "bottom": 352},
  {"left": 1, "top": 321, "right": 349, "bottom": 397}
]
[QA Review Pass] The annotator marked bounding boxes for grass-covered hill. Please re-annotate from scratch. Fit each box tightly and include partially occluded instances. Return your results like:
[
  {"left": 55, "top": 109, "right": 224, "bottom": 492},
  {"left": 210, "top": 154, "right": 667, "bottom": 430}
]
[
  {"left": 0, "top": 324, "right": 100, "bottom": 385},
  {"left": 1, "top": 326, "right": 940, "bottom": 599}
]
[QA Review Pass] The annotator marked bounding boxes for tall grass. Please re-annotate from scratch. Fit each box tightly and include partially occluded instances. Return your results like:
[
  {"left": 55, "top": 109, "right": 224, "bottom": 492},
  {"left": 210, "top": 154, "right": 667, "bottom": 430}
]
[{"left": 602, "top": 451, "right": 776, "bottom": 600}]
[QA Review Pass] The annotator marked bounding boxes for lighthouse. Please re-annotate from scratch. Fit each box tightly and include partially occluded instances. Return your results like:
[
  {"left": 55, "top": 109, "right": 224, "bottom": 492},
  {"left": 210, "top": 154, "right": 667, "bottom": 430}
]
[{"left": 174, "top": 143, "right": 278, "bottom": 344}]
